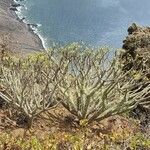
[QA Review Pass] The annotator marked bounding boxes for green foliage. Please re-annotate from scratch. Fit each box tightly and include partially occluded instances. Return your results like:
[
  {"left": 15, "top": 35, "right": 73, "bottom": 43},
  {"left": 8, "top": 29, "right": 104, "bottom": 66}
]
[
  {"left": 0, "top": 132, "right": 84, "bottom": 150},
  {"left": 129, "top": 133, "right": 150, "bottom": 149},
  {"left": 0, "top": 131, "right": 149, "bottom": 150},
  {"left": 119, "top": 24, "right": 150, "bottom": 109},
  {"left": 0, "top": 52, "right": 58, "bottom": 128},
  {"left": 50, "top": 44, "right": 150, "bottom": 124},
  {"left": 1, "top": 43, "right": 150, "bottom": 128}
]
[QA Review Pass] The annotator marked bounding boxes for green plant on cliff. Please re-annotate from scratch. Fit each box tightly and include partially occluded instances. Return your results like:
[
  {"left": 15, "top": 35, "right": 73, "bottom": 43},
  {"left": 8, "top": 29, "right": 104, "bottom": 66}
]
[
  {"left": 0, "top": 53, "right": 61, "bottom": 128},
  {"left": 47, "top": 43, "right": 150, "bottom": 125},
  {"left": 1, "top": 43, "right": 150, "bottom": 128},
  {"left": 120, "top": 23, "right": 150, "bottom": 109}
]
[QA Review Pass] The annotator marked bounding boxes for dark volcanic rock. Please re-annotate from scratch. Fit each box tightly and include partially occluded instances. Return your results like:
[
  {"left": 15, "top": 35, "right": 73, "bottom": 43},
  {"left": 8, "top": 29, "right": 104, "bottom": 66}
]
[
  {"left": 122, "top": 23, "right": 150, "bottom": 53},
  {"left": 27, "top": 23, "right": 38, "bottom": 29},
  {"left": 11, "top": 4, "right": 21, "bottom": 7},
  {"left": 127, "top": 23, "right": 138, "bottom": 35},
  {"left": 10, "top": 7, "right": 18, "bottom": 11}
]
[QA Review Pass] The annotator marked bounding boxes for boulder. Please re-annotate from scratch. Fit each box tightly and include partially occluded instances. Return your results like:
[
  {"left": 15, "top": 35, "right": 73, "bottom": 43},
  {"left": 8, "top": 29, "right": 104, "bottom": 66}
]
[{"left": 10, "top": 7, "right": 18, "bottom": 11}]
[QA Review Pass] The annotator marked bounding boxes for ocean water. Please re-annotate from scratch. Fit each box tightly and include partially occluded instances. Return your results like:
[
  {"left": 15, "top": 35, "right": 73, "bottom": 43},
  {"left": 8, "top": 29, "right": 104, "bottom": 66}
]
[{"left": 17, "top": 0, "right": 150, "bottom": 48}]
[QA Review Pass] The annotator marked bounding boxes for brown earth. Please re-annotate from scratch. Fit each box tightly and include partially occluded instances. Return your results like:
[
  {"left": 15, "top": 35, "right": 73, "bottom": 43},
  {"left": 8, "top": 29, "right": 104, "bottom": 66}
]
[{"left": 0, "top": 0, "right": 44, "bottom": 54}]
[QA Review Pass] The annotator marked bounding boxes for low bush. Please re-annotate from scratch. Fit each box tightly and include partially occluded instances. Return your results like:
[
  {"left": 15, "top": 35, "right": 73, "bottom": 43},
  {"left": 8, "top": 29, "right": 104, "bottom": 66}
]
[
  {"left": 47, "top": 43, "right": 150, "bottom": 125},
  {"left": 0, "top": 131, "right": 149, "bottom": 150},
  {"left": 0, "top": 43, "right": 150, "bottom": 128},
  {"left": 0, "top": 53, "right": 60, "bottom": 128}
]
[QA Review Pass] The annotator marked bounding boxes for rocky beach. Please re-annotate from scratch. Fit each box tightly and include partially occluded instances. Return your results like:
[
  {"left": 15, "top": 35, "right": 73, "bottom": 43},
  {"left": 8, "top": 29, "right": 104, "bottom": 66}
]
[{"left": 0, "top": 0, "right": 44, "bottom": 53}]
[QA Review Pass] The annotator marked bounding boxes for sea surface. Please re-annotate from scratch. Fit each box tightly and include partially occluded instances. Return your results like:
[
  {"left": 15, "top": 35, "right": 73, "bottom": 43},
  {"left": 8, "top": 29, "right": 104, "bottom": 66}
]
[{"left": 17, "top": 0, "right": 150, "bottom": 48}]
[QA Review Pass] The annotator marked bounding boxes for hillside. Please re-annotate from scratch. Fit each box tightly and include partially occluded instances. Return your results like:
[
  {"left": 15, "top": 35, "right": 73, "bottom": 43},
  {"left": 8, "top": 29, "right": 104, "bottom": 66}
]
[
  {"left": 0, "top": 1, "right": 150, "bottom": 147},
  {"left": 0, "top": 0, "right": 44, "bottom": 53}
]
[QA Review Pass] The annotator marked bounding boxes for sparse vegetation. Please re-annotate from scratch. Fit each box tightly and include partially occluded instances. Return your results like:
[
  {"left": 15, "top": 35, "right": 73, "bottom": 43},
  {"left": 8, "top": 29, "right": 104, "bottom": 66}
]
[
  {"left": 0, "top": 41, "right": 150, "bottom": 149},
  {"left": 50, "top": 44, "right": 150, "bottom": 125},
  {"left": 1, "top": 52, "right": 61, "bottom": 128},
  {"left": 0, "top": 130, "right": 149, "bottom": 150}
]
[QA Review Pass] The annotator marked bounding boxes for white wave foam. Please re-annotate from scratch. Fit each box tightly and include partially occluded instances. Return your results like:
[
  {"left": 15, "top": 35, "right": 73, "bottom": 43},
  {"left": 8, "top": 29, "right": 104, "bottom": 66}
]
[
  {"left": 32, "top": 27, "right": 47, "bottom": 49},
  {"left": 13, "top": 0, "right": 47, "bottom": 49},
  {"left": 37, "top": 33, "right": 48, "bottom": 49},
  {"left": 14, "top": 0, "right": 18, "bottom": 3},
  {"left": 37, "top": 23, "right": 42, "bottom": 27},
  {"left": 15, "top": 6, "right": 23, "bottom": 18}
]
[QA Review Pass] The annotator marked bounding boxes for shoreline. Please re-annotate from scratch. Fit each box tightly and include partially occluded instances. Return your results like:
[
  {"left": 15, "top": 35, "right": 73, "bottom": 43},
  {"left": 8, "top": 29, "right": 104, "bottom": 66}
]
[
  {"left": 13, "top": 0, "right": 47, "bottom": 49},
  {"left": 0, "top": 0, "right": 45, "bottom": 53}
]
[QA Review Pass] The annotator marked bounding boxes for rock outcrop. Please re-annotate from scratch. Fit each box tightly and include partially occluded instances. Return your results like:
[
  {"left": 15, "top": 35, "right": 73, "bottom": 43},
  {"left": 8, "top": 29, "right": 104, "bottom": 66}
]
[
  {"left": 121, "top": 23, "right": 150, "bottom": 76},
  {"left": 120, "top": 23, "right": 150, "bottom": 129}
]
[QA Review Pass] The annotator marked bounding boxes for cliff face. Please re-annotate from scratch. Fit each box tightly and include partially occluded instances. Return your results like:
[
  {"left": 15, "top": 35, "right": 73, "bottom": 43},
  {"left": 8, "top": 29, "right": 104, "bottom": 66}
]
[
  {"left": 121, "top": 24, "right": 150, "bottom": 127},
  {"left": 121, "top": 23, "right": 150, "bottom": 80},
  {"left": 0, "top": 0, "right": 44, "bottom": 53},
  {"left": 123, "top": 23, "right": 150, "bottom": 51}
]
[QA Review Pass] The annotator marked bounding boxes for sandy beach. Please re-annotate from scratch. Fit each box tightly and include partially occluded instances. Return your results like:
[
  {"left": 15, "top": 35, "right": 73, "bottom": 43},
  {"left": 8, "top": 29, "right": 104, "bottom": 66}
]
[{"left": 0, "top": 0, "right": 44, "bottom": 53}]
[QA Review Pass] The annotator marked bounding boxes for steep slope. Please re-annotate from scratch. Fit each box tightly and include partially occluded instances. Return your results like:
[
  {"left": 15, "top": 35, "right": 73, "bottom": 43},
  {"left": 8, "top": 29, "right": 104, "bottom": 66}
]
[{"left": 0, "top": 0, "right": 44, "bottom": 53}]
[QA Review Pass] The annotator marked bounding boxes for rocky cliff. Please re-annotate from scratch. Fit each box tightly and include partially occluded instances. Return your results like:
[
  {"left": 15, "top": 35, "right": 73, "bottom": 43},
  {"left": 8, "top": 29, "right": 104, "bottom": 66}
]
[
  {"left": 121, "top": 23, "right": 150, "bottom": 78},
  {"left": 120, "top": 23, "right": 150, "bottom": 128},
  {"left": 0, "top": 0, "right": 44, "bottom": 53}
]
